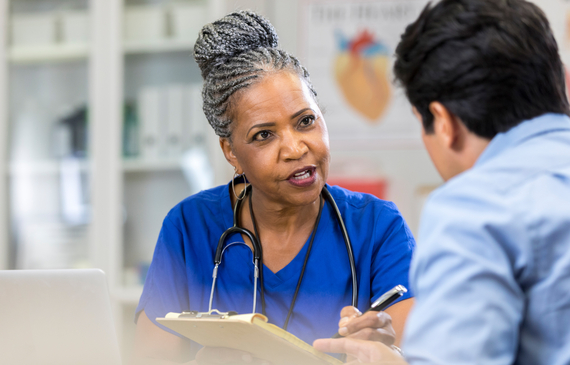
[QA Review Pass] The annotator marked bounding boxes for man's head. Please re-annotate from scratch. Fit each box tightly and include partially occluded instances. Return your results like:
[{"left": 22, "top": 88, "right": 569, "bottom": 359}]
[{"left": 394, "top": 0, "right": 570, "bottom": 180}]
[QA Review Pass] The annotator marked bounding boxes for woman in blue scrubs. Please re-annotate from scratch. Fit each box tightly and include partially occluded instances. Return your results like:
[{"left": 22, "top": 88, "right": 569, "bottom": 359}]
[{"left": 132, "top": 11, "right": 415, "bottom": 365}]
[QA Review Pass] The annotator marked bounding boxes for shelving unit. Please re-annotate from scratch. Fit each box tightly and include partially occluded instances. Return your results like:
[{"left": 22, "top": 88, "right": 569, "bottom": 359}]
[
  {"left": 122, "top": 157, "right": 182, "bottom": 172},
  {"left": 8, "top": 30, "right": 196, "bottom": 64},
  {"left": 0, "top": 0, "right": 230, "bottom": 361},
  {"left": 117, "top": 2, "right": 230, "bottom": 361},
  {"left": 0, "top": 0, "right": 8, "bottom": 272},
  {"left": 8, "top": 160, "right": 87, "bottom": 175},
  {"left": 8, "top": 158, "right": 183, "bottom": 174},
  {"left": 124, "top": 39, "right": 195, "bottom": 54},
  {"left": 9, "top": 44, "right": 89, "bottom": 64}
]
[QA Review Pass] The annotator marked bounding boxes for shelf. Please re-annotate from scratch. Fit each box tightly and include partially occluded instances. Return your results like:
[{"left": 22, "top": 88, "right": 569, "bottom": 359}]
[
  {"left": 122, "top": 158, "right": 182, "bottom": 172},
  {"left": 112, "top": 286, "right": 143, "bottom": 305},
  {"left": 7, "top": 39, "right": 194, "bottom": 64},
  {"left": 8, "top": 160, "right": 89, "bottom": 176},
  {"left": 124, "top": 39, "right": 194, "bottom": 55},
  {"left": 9, "top": 44, "right": 89, "bottom": 64},
  {"left": 8, "top": 159, "right": 183, "bottom": 175}
]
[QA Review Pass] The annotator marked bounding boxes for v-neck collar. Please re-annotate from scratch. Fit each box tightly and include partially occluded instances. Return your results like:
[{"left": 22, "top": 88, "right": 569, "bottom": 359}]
[{"left": 219, "top": 182, "right": 332, "bottom": 289}]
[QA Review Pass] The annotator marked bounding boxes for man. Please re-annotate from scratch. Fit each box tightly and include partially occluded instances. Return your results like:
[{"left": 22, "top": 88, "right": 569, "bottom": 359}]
[{"left": 314, "top": 0, "right": 570, "bottom": 364}]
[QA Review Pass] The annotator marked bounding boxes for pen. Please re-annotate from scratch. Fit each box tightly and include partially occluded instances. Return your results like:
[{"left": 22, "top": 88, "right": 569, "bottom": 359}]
[{"left": 331, "top": 285, "right": 408, "bottom": 338}]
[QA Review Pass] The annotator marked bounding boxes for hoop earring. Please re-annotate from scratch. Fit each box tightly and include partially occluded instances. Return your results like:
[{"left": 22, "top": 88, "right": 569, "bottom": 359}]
[{"left": 232, "top": 172, "right": 249, "bottom": 201}]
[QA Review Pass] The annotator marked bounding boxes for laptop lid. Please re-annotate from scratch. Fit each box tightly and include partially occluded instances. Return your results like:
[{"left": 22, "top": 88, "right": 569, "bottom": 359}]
[{"left": 0, "top": 269, "right": 122, "bottom": 365}]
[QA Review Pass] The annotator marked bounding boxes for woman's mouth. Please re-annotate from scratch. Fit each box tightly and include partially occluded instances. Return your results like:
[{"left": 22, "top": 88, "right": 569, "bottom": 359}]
[{"left": 287, "top": 167, "right": 317, "bottom": 187}]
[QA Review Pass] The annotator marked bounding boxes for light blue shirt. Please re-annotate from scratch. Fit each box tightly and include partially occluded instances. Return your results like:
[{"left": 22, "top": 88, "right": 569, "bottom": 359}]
[{"left": 403, "top": 113, "right": 570, "bottom": 365}]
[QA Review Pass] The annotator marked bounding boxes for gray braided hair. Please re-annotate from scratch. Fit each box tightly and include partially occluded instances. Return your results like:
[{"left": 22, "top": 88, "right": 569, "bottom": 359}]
[{"left": 194, "top": 10, "right": 317, "bottom": 138}]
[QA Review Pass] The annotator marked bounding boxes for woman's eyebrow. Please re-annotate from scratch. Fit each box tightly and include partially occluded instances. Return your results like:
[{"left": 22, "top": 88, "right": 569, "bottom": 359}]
[
  {"left": 247, "top": 122, "right": 276, "bottom": 136},
  {"left": 290, "top": 108, "right": 313, "bottom": 119},
  {"left": 246, "top": 108, "right": 314, "bottom": 136}
]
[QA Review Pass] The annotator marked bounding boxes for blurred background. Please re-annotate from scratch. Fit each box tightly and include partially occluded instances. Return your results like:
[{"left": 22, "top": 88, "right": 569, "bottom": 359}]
[{"left": 0, "top": 0, "right": 569, "bottom": 361}]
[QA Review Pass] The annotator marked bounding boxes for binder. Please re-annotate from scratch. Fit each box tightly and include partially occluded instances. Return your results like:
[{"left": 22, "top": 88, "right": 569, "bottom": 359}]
[
  {"left": 186, "top": 84, "right": 208, "bottom": 146},
  {"left": 165, "top": 84, "right": 185, "bottom": 158},
  {"left": 157, "top": 312, "right": 343, "bottom": 365},
  {"left": 138, "top": 86, "right": 162, "bottom": 160}
]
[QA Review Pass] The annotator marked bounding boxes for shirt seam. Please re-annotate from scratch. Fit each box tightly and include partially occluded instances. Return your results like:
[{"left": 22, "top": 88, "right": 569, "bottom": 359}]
[{"left": 164, "top": 213, "right": 184, "bottom": 238}]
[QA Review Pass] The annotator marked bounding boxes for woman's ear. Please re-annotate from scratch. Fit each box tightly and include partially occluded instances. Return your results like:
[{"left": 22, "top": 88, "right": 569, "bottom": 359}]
[
  {"left": 428, "top": 102, "right": 462, "bottom": 150},
  {"left": 219, "top": 137, "right": 241, "bottom": 174}
]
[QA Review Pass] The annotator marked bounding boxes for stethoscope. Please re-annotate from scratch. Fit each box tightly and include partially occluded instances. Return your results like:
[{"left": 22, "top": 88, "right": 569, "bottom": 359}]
[{"left": 209, "top": 183, "right": 358, "bottom": 330}]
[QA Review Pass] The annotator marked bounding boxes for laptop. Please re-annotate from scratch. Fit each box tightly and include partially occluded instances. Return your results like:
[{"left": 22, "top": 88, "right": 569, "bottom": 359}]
[{"left": 0, "top": 269, "right": 122, "bottom": 365}]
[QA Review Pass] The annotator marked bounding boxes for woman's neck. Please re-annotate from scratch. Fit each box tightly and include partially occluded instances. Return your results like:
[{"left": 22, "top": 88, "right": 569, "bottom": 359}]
[
  {"left": 250, "top": 189, "right": 320, "bottom": 236},
  {"left": 230, "top": 183, "right": 322, "bottom": 273},
  {"left": 231, "top": 183, "right": 321, "bottom": 243}
]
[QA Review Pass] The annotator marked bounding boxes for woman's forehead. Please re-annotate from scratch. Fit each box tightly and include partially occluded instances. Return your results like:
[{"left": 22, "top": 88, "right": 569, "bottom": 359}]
[{"left": 234, "top": 72, "right": 317, "bottom": 124}]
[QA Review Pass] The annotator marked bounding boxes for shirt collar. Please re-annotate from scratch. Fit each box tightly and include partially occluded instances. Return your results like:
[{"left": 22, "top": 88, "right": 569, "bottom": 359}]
[{"left": 475, "top": 113, "right": 570, "bottom": 167}]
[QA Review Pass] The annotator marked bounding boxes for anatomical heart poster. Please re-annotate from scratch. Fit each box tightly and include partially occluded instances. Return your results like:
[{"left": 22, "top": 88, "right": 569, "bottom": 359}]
[{"left": 301, "top": 0, "right": 429, "bottom": 147}]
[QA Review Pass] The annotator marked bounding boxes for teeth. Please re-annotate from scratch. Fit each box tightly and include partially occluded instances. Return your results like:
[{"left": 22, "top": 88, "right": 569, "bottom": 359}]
[{"left": 292, "top": 170, "right": 311, "bottom": 180}]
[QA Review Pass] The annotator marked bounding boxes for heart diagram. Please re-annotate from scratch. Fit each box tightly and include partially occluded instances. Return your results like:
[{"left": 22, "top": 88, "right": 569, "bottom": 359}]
[{"left": 334, "top": 30, "right": 391, "bottom": 123}]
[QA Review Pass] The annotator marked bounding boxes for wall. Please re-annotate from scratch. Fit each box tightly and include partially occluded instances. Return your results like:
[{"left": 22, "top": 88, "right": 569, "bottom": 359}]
[{"left": 222, "top": 0, "right": 442, "bottom": 236}]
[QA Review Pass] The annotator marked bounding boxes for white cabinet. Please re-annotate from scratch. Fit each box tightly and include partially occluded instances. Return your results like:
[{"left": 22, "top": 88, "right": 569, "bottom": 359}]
[{"left": 0, "top": 0, "right": 230, "bottom": 360}]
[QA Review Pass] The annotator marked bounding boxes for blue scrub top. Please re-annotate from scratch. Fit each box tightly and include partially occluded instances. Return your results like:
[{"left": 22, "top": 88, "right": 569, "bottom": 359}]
[{"left": 136, "top": 182, "right": 415, "bottom": 344}]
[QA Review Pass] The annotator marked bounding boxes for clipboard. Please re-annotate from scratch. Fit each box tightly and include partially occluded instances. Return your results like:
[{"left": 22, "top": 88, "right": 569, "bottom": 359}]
[{"left": 157, "top": 311, "right": 343, "bottom": 365}]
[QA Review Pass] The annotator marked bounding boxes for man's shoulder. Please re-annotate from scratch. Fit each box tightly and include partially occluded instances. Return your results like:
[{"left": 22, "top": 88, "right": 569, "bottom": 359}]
[
  {"left": 437, "top": 132, "right": 570, "bottom": 202},
  {"left": 422, "top": 133, "right": 570, "bottom": 244}
]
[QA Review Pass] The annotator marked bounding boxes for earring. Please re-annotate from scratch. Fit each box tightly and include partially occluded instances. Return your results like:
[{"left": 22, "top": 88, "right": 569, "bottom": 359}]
[{"left": 231, "top": 170, "right": 249, "bottom": 201}]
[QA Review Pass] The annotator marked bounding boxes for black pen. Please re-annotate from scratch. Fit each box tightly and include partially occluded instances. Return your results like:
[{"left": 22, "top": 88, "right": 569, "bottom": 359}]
[{"left": 331, "top": 285, "right": 408, "bottom": 338}]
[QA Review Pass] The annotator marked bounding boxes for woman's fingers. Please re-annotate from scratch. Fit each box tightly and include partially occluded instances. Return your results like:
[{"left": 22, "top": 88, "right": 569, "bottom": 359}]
[
  {"left": 338, "top": 306, "right": 362, "bottom": 328},
  {"left": 314, "top": 338, "right": 369, "bottom": 359},
  {"left": 346, "top": 326, "right": 396, "bottom": 344},
  {"left": 340, "top": 306, "right": 362, "bottom": 318},
  {"left": 338, "top": 310, "right": 396, "bottom": 345},
  {"left": 313, "top": 338, "right": 405, "bottom": 364}
]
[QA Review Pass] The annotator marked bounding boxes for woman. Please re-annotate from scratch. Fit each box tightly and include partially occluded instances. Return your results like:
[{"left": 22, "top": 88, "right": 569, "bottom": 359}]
[{"left": 132, "top": 11, "right": 415, "bottom": 365}]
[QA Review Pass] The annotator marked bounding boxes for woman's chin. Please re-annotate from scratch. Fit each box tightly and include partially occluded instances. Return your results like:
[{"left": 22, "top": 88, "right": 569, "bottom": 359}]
[{"left": 285, "top": 181, "right": 324, "bottom": 206}]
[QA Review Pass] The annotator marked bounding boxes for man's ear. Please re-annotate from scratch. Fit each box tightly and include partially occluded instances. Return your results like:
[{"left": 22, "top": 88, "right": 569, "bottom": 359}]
[
  {"left": 219, "top": 137, "right": 241, "bottom": 174},
  {"left": 429, "top": 102, "right": 462, "bottom": 150}
]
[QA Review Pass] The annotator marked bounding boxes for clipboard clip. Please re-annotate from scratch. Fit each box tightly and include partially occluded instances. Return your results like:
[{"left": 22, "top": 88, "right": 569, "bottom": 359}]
[{"left": 180, "top": 309, "right": 238, "bottom": 319}]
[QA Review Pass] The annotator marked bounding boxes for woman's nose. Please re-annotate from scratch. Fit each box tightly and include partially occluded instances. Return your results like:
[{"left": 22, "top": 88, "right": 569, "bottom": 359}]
[{"left": 280, "top": 131, "right": 308, "bottom": 161}]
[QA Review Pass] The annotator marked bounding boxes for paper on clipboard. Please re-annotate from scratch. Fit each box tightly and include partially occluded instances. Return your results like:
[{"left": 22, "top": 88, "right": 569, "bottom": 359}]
[{"left": 157, "top": 312, "right": 343, "bottom": 365}]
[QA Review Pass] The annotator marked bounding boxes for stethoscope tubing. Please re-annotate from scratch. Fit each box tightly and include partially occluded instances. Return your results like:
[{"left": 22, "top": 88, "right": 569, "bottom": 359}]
[
  {"left": 210, "top": 184, "right": 357, "bottom": 322},
  {"left": 321, "top": 187, "right": 358, "bottom": 308}
]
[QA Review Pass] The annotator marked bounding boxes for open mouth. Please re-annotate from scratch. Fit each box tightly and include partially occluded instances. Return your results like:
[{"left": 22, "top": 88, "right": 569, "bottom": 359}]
[
  {"left": 292, "top": 169, "right": 312, "bottom": 180},
  {"left": 287, "top": 166, "right": 317, "bottom": 187}
]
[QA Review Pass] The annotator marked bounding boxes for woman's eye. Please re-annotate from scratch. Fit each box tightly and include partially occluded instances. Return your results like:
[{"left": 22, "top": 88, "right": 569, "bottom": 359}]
[
  {"left": 300, "top": 115, "right": 315, "bottom": 127},
  {"left": 254, "top": 130, "right": 271, "bottom": 141}
]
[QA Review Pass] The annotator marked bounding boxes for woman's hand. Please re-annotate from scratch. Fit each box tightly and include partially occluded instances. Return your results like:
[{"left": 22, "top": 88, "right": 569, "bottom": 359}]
[
  {"left": 195, "top": 347, "right": 272, "bottom": 365},
  {"left": 336, "top": 306, "right": 396, "bottom": 345},
  {"left": 313, "top": 338, "right": 407, "bottom": 365}
]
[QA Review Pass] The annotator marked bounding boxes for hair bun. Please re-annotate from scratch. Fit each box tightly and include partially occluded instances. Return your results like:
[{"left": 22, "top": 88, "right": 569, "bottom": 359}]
[{"left": 194, "top": 10, "right": 279, "bottom": 79}]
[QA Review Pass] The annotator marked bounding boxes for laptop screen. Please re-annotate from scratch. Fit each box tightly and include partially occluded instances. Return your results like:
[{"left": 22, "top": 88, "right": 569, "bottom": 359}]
[{"left": 0, "top": 269, "right": 122, "bottom": 365}]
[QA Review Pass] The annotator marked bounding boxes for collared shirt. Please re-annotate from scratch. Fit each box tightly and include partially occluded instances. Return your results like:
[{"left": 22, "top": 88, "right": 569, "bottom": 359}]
[{"left": 403, "top": 113, "right": 570, "bottom": 365}]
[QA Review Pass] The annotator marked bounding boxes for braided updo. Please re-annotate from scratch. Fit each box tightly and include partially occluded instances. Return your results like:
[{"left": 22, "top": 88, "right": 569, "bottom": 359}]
[{"left": 194, "top": 10, "right": 317, "bottom": 138}]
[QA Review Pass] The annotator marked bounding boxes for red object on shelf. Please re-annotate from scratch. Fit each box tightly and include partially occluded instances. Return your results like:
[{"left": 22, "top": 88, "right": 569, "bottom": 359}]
[{"left": 327, "top": 178, "right": 387, "bottom": 200}]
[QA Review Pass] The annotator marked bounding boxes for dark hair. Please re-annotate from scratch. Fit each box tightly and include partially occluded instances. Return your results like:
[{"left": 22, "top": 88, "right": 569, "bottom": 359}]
[
  {"left": 194, "top": 10, "right": 316, "bottom": 138},
  {"left": 394, "top": 0, "right": 570, "bottom": 138}
]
